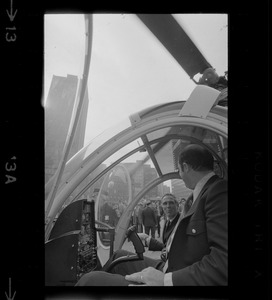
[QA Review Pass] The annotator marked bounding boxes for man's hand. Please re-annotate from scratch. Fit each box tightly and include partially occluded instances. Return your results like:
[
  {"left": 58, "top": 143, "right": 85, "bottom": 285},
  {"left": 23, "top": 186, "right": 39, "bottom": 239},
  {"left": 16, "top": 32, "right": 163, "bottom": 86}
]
[
  {"left": 137, "top": 233, "right": 151, "bottom": 247},
  {"left": 125, "top": 267, "right": 165, "bottom": 286},
  {"left": 137, "top": 233, "right": 149, "bottom": 243},
  {"left": 160, "top": 248, "right": 167, "bottom": 262}
]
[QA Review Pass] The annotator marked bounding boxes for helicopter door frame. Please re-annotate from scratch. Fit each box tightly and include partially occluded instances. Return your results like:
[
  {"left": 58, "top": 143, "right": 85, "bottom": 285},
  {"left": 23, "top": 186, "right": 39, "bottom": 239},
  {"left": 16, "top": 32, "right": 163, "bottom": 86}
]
[
  {"left": 66, "top": 117, "right": 226, "bottom": 205},
  {"left": 113, "top": 171, "right": 178, "bottom": 251},
  {"left": 67, "top": 131, "right": 227, "bottom": 256},
  {"left": 46, "top": 112, "right": 227, "bottom": 241},
  {"left": 113, "top": 135, "right": 227, "bottom": 250},
  {"left": 95, "top": 164, "right": 133, "bottom": 251}
]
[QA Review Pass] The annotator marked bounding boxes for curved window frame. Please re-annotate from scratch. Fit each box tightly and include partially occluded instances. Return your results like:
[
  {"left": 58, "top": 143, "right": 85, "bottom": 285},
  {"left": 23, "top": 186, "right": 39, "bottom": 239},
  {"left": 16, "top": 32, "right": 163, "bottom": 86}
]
[{"left": 45, "top": 104, "right": 227, "bottom": 242}]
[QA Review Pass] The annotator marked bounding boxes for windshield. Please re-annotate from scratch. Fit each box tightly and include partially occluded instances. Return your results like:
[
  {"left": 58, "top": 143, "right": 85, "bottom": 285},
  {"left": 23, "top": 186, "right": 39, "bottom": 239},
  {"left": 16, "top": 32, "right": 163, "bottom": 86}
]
[{"left": 44, "top": 13, "right": 228, "bottom": 228}]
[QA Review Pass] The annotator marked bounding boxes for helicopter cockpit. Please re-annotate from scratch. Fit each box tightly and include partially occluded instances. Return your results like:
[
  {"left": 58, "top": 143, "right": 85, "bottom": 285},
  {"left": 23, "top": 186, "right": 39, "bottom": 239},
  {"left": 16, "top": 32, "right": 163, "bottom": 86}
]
[
  {"left": 45, "top": 84, "right": 227, "bottom": 285},
  {"left": 44, "top": 14, "right": 227, "bottom": 286}
]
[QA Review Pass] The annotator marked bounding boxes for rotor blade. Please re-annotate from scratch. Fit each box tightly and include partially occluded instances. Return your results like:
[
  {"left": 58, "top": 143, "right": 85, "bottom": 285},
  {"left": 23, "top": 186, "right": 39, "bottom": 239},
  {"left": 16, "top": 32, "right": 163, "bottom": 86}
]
[{"left": 137, "top": 14, "right": 212, "bottom": 79}]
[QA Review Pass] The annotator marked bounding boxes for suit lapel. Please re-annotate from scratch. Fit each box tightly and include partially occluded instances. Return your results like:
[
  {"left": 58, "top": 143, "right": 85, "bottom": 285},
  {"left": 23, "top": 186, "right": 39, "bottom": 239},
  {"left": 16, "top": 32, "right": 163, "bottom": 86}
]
[
  {"left": 184, "top": 175, "right": 218, "bottom": 217},
  {"left": 163, "top": 213, "right": 179, "bottom": 241},
  {"left": 167, "top": 175, "right": 219, "bottom": 259}
]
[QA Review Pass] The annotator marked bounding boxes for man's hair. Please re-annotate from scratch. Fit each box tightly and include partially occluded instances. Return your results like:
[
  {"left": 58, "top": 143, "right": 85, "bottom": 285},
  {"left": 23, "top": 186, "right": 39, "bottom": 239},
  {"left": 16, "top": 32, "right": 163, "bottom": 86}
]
[
  {"left": 161, "top": 193, "right": 178, "bottom": 203},
  {"left": 178, "top": 144, "right": 214, "bottom": 172}
]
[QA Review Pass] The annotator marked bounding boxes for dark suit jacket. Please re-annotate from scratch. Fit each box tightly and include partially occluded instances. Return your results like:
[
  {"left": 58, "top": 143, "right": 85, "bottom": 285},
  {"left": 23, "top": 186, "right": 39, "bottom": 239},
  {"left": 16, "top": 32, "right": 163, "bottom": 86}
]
[
  {"left": 167, "top": 175, "right": 228, "bottom": 286},
  {"left": 149, "top": 213, "right": 180, "bottom": 251},
  {"left": 142, "top": 206, "right": 157, "bottom": 227}
]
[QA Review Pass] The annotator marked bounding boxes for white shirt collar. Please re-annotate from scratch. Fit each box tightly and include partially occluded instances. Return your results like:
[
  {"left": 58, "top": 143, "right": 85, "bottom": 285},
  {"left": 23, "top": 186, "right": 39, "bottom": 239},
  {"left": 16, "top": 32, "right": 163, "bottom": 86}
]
[
  {"left": 193, "top": 171, "right": 215, "bottom": 203},
  {"left": 168, "top": 212, "right": 179, "bottom": 223}
]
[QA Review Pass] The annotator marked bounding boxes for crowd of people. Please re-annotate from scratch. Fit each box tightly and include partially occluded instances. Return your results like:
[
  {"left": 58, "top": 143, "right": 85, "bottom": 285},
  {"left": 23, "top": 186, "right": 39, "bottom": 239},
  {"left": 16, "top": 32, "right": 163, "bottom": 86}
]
[
  {"left": 99, "top": 192, "right": 128, "bottom": 228},
  {"left": 98, "top": 190, "right": 186, "bottom": 240},
  {"left": 130, "top": 196, "right": 185, "bottom": 239},
  {"left": 92, "top": 178, "right": 186, "bottom": 240}
]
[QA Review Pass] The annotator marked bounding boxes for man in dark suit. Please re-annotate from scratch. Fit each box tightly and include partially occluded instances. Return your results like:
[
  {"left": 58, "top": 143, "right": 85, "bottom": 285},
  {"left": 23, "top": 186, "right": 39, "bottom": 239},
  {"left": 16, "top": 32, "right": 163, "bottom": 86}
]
[
  {"left": 76, "top": 144, "right": 228, "bottom": 286},
  {"left": 141, "top": 200, "right": 157, "bottom": 238},
  {"left": 98, "top": 194, "right": 180, "bottom": 277},
  {"left": 139, "top": 193, "right": 180, "bottom": 253}
]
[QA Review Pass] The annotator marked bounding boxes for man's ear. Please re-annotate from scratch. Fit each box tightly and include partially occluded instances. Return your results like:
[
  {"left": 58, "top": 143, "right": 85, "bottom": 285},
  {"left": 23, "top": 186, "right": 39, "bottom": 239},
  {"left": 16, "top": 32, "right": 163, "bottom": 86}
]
[{"left": 183, "top": 162, "right": 190, "bottom": 173}]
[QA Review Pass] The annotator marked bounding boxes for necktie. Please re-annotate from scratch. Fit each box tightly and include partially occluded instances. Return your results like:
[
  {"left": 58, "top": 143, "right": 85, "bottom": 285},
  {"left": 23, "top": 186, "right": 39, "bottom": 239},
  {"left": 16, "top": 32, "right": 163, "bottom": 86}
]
[
  {"left": 165, "top": 220, "right": 170, "bottom": 231},
  {"left": 162, "top": 193, "right": 193, "bottom": 273}
]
